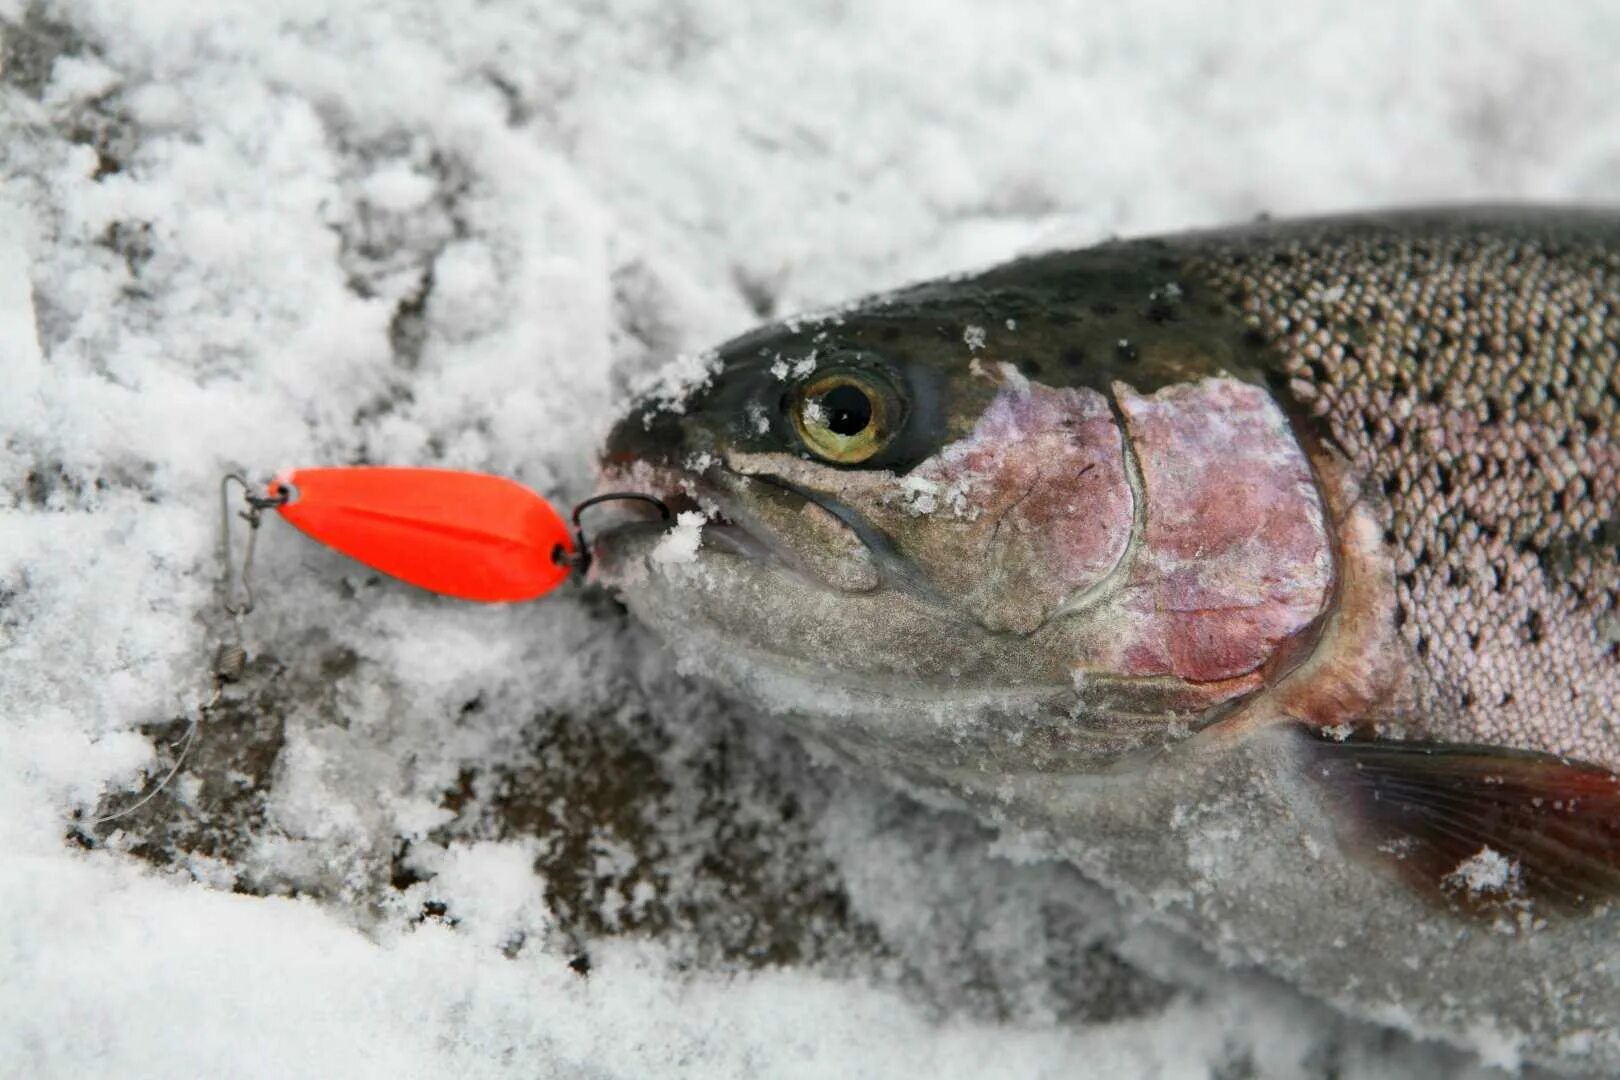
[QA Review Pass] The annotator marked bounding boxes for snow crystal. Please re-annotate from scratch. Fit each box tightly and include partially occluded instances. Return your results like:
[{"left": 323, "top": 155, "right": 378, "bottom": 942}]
[
  {"left": 900, "top": 475, "right": 943, "bottom": 514},
  {"left": 632, "top": 350, "right": 722, "bottom": 419},
  {"left": 39, "top": 54, "right": 119, "bottom": 106},
  {"left": 361, "top": 162, "right": 437, "bottom": 213},
  {"left": 1445, "top": 847, "right": 1521, "bottom": 896},
  {"left": 970, "top": 358, "right": 1030, "bottom": 395},
  {"left": 651, "top": 511, "right": 708, "bottom": 565},
  {"left": 771, "top": 354, "right": 818, "bottom": 381},
  {"left": 402, "top": 839, "right": 551, "bottom": 952},
  {"left": 894, "top": 474, "right": 972, "bottom": 518},
  {"left": 683, "top": 451, "right": 718, "bottom": 474},
  {"left": 962, "top": 324, "right": 987, "bottom": 351}
]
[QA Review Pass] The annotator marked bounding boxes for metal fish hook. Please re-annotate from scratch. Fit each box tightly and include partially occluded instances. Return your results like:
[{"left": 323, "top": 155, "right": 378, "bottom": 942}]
[
  {"left": 557, "top": 492, "right": 672, "bottom": 576},
  {"left": 220, "top": 473, "right": 290, "bottom": 618}
]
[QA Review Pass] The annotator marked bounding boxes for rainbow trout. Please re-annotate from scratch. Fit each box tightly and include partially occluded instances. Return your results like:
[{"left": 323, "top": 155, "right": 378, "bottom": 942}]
[{"left": 594, "top": 208, "right": 1620, "bottom": 1069}]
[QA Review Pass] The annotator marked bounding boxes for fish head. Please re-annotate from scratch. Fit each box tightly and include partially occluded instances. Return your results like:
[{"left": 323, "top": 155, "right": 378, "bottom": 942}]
[{"left": 596, "top": 260, "right": 1337, "bottom": 774}]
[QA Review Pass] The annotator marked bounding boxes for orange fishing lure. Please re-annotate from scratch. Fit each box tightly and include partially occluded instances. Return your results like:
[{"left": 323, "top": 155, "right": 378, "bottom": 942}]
[{"left": 270, "top": 467, "right": 576, "bottom": 602}]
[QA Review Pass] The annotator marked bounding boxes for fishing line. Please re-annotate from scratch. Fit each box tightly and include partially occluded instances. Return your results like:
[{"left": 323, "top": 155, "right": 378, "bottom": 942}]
[{"left": 88, "top": 476, "right": 279, "bottom": 827}]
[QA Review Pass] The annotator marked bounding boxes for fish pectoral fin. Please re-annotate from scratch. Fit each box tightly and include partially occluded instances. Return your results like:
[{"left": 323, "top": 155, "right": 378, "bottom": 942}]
[{"left": 1304, "top": 730, "right": 1620, "bottom": 914}]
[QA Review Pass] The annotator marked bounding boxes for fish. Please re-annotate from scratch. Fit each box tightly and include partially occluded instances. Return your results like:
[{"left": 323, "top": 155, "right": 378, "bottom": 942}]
[{"left": 592, "top": 207, "right": 1620, "bottom": 1069}]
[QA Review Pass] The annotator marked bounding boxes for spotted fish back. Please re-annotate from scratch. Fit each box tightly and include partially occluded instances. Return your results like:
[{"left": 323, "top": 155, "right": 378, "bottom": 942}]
[{"left": 1186, "top": 210, "right": 1620, "bottom": 767}]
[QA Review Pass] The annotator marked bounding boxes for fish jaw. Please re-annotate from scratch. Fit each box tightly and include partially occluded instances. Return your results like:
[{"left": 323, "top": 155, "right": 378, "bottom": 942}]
[
  {"left": 594, "top": 457, "right": 883, "bottom": 595},
  {"left": 591, "top": 434, "right": 1144, "bottom": 770},
  {"left": 593, "top": 512, "right": 1104, "bottom": 772},
  {"left": 597, "top": 514, "right": 1208, "bottom": 777}
]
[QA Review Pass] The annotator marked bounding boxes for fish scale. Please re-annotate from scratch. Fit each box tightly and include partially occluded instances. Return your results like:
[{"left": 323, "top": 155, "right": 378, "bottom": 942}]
[{"left": 1184, "top": 213, "right": 1620, "bottom": 768}]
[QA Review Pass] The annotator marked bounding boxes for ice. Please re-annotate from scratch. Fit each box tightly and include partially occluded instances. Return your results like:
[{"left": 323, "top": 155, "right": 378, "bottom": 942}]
[{"left": 3, "top": 0, "right": 1617, "bottom": 1075}]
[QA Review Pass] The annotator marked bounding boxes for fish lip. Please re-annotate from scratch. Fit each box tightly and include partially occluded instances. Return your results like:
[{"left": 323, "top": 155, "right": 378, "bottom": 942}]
[
  {"left": 589, "top": 461, "right": 871, "bottom": 585},
  {"left": 587, "top": 483, "right": 763, "bottom": 560}
]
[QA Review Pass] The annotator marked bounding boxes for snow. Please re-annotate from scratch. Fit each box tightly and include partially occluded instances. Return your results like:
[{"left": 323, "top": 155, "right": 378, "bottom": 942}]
[
  {"left": 1446, "top": 847, "right": 1521, "bottom": 897},
  {"left": 894, "top": 474, "right": 974, "bottom": 518},
  {"left": 2, "top": 0, "right": 1617, "bottom": 1076},
  {"left": 770, "top": 354, "right": 818, "bottom": 381},
  {"left": 650, "top": 510, "right": 707, "bottom": 565},
  {"left": 629, "top": 348, "right": 722, "bottom": 419}
]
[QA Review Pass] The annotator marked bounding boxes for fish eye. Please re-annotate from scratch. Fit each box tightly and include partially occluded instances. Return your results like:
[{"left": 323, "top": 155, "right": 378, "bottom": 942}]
[{"left": 789, "top": 369, "right": 901, "bottom": 464}]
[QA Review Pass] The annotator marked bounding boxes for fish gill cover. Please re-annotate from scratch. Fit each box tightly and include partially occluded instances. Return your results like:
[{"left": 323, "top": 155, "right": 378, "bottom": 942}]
[{"left": 3, "top": 1, "right": 1619, "bottom": 1077}]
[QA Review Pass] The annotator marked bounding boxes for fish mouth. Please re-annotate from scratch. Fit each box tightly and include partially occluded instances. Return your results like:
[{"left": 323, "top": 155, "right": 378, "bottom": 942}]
[
  {"left": 610, "top": 486, "right": 774, "bottom": 561},
  {"left": 589, "top": 461, "right": 882, "bottom": 593}
]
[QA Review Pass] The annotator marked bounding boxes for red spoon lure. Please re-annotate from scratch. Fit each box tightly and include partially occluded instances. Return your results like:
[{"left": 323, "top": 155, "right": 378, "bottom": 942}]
[{"left": 269, "top": 467, "right": 578, "bottom": 602}]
